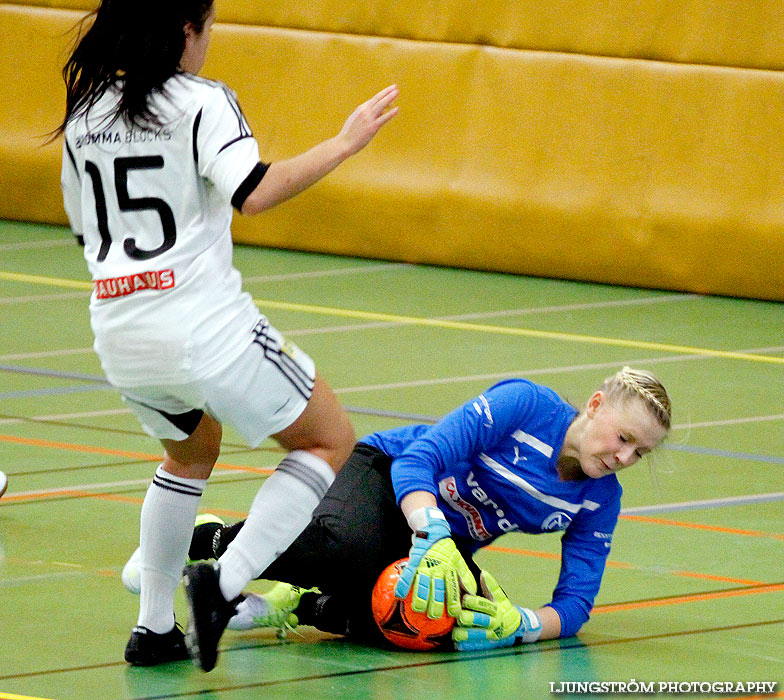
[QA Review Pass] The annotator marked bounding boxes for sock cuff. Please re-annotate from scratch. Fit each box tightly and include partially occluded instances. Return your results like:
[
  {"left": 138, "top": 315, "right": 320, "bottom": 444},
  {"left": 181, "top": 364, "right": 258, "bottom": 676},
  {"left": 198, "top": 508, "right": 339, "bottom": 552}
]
[
  {"left": 217, "top": 550, "right": 256, "bottom": 601},
  {"left": 153, "top": 465, "right": 207, "bottom": 498},
  {"left": 276, "top": 450, "right": 335, "bottom": 501}
]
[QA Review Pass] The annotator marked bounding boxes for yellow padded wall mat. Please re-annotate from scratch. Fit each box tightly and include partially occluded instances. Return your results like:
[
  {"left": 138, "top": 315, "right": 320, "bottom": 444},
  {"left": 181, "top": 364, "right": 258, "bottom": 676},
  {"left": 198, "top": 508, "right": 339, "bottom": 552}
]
[
  {"left": 217, "top": 0, "right": 784, "bottom": 72},
  {"left": 4, "top": 0, "right": 784, "bottom": 70},
  {"left": 0, "top": 5, "right": 74, "bottom": 224},
  {"left": 206, "top": 25, "right": 784, "bottom": 300}
]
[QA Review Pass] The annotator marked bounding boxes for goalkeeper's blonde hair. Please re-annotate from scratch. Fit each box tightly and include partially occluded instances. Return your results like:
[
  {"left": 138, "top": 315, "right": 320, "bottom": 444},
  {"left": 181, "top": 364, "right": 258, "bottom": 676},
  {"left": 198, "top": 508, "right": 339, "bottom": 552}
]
[{"left": 600, "top": 367, "right": 671, "bottom": 432}]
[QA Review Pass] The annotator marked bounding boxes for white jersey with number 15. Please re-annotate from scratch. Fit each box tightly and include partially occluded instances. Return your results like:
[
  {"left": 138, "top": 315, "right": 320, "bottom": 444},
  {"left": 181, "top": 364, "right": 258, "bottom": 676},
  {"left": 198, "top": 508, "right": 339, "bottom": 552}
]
[{"left": 61, "top": 73, "right": 267, "bottom": 387}]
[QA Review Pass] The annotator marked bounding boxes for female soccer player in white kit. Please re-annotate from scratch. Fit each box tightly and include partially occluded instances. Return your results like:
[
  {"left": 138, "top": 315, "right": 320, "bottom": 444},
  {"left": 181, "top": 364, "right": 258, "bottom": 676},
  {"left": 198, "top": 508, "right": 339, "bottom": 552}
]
[{"left": 56, "top": 0, "right": 398, "bottom": 671}]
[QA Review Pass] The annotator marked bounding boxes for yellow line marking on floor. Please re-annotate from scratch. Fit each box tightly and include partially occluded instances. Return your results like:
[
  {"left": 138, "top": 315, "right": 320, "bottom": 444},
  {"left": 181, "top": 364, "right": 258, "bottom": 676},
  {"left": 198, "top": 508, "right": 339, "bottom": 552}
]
[
  {"left": 254, "top": 297, "right": 784, "bottom": 365},
  {"left": 0, "top": 271, "right": 92, "bottom": 290},
  {"left": 2, "top": 270, "right": 783, "bottom": 364}
]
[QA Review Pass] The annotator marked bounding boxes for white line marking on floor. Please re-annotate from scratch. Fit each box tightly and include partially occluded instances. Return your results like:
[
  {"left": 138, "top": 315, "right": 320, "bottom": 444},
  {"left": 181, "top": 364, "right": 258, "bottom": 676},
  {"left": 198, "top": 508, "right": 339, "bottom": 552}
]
[
  {"left": 0, "top": 238, "right": 74, "bottom": 251},
  {"left": 243, "top": 262, "right": 410, "bottom": 283},
  {"left": 0, "top": 347, "right": 94, "bottom": 362},
  {"left": 0, "top": 291, "right": 89, "bottom": 305}
]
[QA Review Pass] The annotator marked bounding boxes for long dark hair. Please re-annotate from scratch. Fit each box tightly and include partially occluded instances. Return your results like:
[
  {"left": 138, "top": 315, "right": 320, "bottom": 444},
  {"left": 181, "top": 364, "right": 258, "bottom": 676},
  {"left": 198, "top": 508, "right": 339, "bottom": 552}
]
[{"left": 54, "top": 0, "right": 213, "bottom": 136}]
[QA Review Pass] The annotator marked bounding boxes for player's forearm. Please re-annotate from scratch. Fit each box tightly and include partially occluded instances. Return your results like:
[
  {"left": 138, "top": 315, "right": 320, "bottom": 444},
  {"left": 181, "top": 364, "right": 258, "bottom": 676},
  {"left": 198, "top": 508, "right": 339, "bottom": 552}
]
[
  {"left": 534, "top": 605, "right": 562, "bottom": 640},
  {"left": 399, "top": 490, "right": 439, "bottom": 525},
  {"left": 241, "top": 136, "right": 351, "bottom": 215}
]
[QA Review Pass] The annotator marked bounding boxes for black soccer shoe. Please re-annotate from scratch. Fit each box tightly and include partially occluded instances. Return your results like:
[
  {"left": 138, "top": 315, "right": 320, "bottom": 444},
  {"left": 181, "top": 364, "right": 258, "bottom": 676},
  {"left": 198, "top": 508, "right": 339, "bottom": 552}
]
[
  {"left": 124, "top": 624, "right": 189, "bottom": 666},
  {"left": 183, "top": 562, "right": 238, "bottom": 672},
  {"left": 188, "top": 518, "right": 225, "bottom": 561}
]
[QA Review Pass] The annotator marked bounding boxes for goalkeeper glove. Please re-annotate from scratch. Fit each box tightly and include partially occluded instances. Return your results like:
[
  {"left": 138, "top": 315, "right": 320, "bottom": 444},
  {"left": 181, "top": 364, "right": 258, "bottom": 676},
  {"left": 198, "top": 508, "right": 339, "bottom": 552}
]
[
  {"left": 452, "top": 570, "right": 542, "bottom": 651},
  {"left": 394, "top": 506, "right": 477, "bottom": 619}
]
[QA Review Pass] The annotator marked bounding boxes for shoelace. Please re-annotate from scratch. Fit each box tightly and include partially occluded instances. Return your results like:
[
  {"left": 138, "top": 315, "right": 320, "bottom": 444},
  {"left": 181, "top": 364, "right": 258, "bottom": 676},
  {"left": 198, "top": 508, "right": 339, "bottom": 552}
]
[
  {"left": 275, "top": 619, "right": 304, "bottom": 640},
  {"left": 211, "top": 527, "right": 223, "bottom": 558}
]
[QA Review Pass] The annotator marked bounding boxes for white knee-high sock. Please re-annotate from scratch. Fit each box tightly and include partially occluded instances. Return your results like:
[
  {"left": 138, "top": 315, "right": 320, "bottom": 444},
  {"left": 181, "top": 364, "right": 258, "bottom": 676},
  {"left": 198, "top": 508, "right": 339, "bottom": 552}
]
[
  {"left": 217, "top": 450, "right": 334, "bottom": 601},
  {"left": 137, "top": 465, "right": 206, "bottom": 633}
]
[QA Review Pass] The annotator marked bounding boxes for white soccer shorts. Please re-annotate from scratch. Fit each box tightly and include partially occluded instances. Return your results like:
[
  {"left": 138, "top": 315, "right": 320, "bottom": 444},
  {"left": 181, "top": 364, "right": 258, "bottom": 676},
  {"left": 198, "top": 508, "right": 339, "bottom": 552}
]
[{"left": 120, "top": 319, "right": 316, "bottom": 447}]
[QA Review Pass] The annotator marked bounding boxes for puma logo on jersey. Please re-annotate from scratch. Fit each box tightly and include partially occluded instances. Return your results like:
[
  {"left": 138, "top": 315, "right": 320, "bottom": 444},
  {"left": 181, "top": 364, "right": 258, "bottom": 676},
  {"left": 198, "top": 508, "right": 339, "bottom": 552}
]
[{"left": 472, "top": 394, "right": 494, "bottom": 428}]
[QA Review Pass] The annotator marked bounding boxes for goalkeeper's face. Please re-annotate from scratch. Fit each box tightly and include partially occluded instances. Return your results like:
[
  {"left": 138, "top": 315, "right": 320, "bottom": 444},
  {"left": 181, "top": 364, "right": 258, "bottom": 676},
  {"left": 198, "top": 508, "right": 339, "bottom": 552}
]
[{"left": 578, "top": 392, "right": 667, "bottom": 479}]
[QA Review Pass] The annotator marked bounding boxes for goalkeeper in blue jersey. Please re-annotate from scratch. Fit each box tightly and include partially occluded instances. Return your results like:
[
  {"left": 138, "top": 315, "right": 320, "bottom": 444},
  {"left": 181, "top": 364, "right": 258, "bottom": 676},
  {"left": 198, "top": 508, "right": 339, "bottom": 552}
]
[{"left": 153, "top": 367, "right": 671, "bottom": 650}]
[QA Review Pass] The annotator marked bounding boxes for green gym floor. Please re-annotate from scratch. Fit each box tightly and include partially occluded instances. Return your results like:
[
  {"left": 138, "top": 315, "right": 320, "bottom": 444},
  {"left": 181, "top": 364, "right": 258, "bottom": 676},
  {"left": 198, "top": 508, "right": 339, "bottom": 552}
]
[{"left": 0, "top": 220, "right": 781, "bottom": 700}]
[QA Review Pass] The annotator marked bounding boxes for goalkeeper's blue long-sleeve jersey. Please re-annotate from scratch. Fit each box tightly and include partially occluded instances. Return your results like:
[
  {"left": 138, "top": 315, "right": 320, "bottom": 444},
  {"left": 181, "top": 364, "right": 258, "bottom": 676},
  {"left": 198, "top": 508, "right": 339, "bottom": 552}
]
[{"left": 361, "top": 378, "right": 622, "bottom": 638}]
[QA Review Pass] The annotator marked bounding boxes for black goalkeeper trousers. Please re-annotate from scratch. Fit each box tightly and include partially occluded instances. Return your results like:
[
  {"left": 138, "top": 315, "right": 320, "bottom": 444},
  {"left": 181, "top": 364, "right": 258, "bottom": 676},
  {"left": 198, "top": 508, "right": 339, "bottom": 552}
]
[{"left": 219, "top": 443, "right": 480, "bottom": 643}]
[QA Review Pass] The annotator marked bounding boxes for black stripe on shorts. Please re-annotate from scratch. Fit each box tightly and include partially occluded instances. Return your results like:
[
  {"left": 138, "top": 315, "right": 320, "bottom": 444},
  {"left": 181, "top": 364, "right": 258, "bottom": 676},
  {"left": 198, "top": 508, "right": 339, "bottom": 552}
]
[{"left": 251, "top": 320, "right": 314, "bottom": 401}]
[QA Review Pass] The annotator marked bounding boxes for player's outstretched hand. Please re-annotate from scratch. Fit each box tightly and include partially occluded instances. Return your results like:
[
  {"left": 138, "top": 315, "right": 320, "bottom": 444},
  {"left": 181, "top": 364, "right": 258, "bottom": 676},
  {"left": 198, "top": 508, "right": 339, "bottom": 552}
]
[
  {"left": 452, "top": 570, "right": 542, "bottom": 651},
  {"left": 394, "top": 507, "right": 477, "bottom": 620},
  {"left": 337, "top": 84, "right": 399, "bottom": 156}
]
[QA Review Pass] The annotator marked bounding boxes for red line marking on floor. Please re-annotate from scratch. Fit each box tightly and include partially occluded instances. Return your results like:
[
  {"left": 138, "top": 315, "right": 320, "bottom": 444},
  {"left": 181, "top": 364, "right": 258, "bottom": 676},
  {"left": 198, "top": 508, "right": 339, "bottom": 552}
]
[
  {"left": 593, "top": 582, "right": 784, "bottom": 613},
  {"left": 621, "top": 513, "right": 784, "bottom": 541}
]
